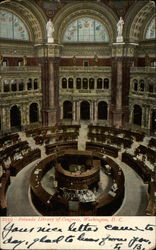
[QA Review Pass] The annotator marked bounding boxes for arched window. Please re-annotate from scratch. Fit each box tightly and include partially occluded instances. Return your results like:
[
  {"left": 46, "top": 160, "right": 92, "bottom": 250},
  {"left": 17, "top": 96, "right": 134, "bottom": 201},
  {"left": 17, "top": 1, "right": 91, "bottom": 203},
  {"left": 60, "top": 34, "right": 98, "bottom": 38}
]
[
  {"left": 27, "top": 79, "right": 32, "bottom": 90},
  {"left": 133, "top": 79, "right": 138, "bottom": 91},
  {"left": 68, "top": 78, "right": 73, "bottom": 89},
  {"left": 98, "top": 101, "right": 108, "bottom": 120},
  {"left": 97, "top": 78, "right": 102, "bottom": 89},
  {"left": 10, "top": 105, "right": 21, "bottom": 128},
  {"left": 0, "top": 10, "right": 29, "bottom": 41},
  {"left": 140, "top": 80, "right": 144, "bottom": 91},
  {"left": 104, "top": 78, "right": 109, "bottom": 89},
  {"left": 149, "top": 83, "right": 154, "bottom": 93},
  {"left": 133, "top": 105, "right": 142, "bottom": 126},
  {"left": 63, "top": 101, "right": 72, "bottom": 119},
  {"left": 76, "top": 78, "right": 81, "bottom": 89},
  {"left": 34, "top": 79, "right": 38, "bottom": 89},
  {"left": 29, "top": 103, "right": 39, "bottom": 123},
  {"left": 83, "top": 78, "right": 88, "bottom": 89},
  {"left": 89, "top": 78, "right": 94, "bottom": 89},
  {"left": 62, "top": 78, "right": 67, "bottom": 89},
  {"left": 11, "top": 81, "right": 17, "bottom": 91},
  {"left": 145, "top": 17, "right": 156, "bottom": 39},
  {"left": 63, "top": 17, "right": 109, "bottom": 42},
  {"left": 19, "top": 80, "right": 24, "bottom": 91},
  {"left": 3, "top": 80, "right": 10, "bottom": 92},
  {"left": 80, "top": 101, "right": 90, "bottom": 120}
]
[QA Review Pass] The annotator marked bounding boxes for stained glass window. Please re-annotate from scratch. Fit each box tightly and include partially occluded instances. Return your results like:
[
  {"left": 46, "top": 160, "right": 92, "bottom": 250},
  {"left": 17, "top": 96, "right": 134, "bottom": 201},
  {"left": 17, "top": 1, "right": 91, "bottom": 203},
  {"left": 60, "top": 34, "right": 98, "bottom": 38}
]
[
  {"left": 0, "top": 10, "right": 29, "bottom": 40},
  {"left": 145, "top": 17, "right": 156, "bottom": 39},
  {"left": 63, "top": 17, "right": 109, "bottom": 42}
]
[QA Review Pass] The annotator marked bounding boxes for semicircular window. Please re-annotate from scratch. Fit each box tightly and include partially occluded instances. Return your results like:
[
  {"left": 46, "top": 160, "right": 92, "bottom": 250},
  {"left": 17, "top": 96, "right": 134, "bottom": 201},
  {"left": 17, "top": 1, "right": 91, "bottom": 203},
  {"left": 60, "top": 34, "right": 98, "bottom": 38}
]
[
  {"left": 0, "top": 10, "right": 29, "bottom": 41},
  {"left": 145, "top": 17, "right": 156, "bottom": 39},
  {"left": 63, "top": 17, "right": 109, "bottom": 42}
]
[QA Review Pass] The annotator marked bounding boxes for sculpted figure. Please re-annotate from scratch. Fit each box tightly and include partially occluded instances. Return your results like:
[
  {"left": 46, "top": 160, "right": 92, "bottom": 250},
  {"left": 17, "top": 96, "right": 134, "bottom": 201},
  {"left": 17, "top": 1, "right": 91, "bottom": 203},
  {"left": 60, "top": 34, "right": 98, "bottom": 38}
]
[
  {"left": 116, "top": 16, "right": 124, "bottom": 42},
  {"left": 117, "top": 16, "right": 124, "bottom": 37},
  {"left": 46, "top": 19, "right": 54, "bottom": 43}
]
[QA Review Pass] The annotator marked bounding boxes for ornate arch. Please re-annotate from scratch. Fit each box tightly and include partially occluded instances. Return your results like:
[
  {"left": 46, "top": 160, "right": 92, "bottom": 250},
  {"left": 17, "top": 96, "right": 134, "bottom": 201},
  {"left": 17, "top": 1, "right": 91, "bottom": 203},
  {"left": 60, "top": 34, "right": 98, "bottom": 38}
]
[
  {"left": 53, "top": 2, "right": 118, "bottom": 43},
  {"left": 0, "top": 1, "right": 47, "bottom": 43},
  {"left": 125, "top": 1, "right": 155, "bottom": 42}
]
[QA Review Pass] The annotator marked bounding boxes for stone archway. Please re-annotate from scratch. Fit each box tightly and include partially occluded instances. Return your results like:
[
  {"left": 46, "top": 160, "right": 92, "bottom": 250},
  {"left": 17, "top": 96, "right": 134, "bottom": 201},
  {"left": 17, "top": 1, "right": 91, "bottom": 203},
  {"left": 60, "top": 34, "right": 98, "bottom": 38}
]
[
  {"left": 63, "top": 101, "right": 73, "bottom": 119},
  {"left": 54, "top": 1, "right": 118, "bottom": 43},
  {"left": 10, "top": 105, "right": 21, "bottom": 128},
  {"left": 80, "top": 101, "right": 90, "bottom": 120},
  {"left": 125, "top": 1, "right": 155, "bottom": 42},
  {"left": 1, "top": 1, "right": 47, "bottom": 43},
  {"left": 29, "top": 103, "right": 39, "bottom": 123},
  {"left": 98, "top": 101, "right": 108, "bottom": 120},
  {"left": 133, "top": 105, "right": 142, "bottom": 126}
]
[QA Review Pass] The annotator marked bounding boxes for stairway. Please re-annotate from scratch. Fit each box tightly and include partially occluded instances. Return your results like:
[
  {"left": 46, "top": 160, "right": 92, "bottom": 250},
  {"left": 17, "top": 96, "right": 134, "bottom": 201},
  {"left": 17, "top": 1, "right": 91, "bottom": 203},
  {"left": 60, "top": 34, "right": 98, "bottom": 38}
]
[{"left": 78, "top": 123, "right": 88, "bottom": 151}]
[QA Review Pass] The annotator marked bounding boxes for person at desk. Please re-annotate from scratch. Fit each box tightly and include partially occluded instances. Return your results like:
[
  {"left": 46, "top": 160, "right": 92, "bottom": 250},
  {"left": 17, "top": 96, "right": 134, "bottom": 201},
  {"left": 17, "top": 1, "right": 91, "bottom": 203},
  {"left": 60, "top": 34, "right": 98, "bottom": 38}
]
[
  {"left": 105, "top": 164, "right": 112, "bottom": 175},
  {"left": 4, "top": 157, "right": 11, "bottom": 169}
]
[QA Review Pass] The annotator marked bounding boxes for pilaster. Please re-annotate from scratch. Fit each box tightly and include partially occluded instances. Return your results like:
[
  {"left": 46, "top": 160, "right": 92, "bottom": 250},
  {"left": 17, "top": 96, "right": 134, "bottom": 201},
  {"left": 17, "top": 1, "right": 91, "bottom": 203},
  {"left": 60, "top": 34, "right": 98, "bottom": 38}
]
[
  {"left": 111, "top": 42, "right": 138, "bottom": 129},
  {"left": 37, "top": 43, "right": 62, "bottom": 126}
]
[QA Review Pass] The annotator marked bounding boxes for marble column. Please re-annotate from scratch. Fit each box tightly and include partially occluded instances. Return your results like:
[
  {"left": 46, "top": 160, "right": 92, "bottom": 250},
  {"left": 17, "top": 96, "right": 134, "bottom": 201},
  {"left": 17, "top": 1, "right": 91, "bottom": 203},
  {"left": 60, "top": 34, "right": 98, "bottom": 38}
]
[
  {"left": 4, "top": 107, "right": 10, "bottom": 130},
  {"left": 73, "top": 101, "right": 76, "bottom": 122},
  {"left": 1, "top": 108, "right": 7, "bottom": 132},
  {"left": 113, "top": 58, "right": 123, "bottom": 128},
  {"left": 148, "top": 107, "right": 152, "bottom": 130},
  {"left": 60, "top": 104, "right": 63, "bottom": 121},
  {"left": 47, "top": 58, "right": 56, "bottom": 124},
  {"left": 141, "top": 106, "right": 145, "bottom": 129},
  {"left": 111, "top": 43, "right": 138, "bottom": 129},
  {"left": 90, "top": 101, "right": 94, "bottom": 123},
  {"left": 77, "top": 101, "right": 80, "bottom": 122},
  {"left": 21, "top": 105, "right": 27, "bottom": 127},
  {"left": 94, "top": 100, "right": 98, "bottom": 124},
  {"left": 144, "top": 105, "right": 150, "bottom": 129},
  {"left": 129, "top": 108, "right": 133, "bottom": 128},
  {"left": 107, "top": 104, "right": 110, "bottom": 126},
  {"left": 39, "top": 43, "right": 62, "bottom": 126}
]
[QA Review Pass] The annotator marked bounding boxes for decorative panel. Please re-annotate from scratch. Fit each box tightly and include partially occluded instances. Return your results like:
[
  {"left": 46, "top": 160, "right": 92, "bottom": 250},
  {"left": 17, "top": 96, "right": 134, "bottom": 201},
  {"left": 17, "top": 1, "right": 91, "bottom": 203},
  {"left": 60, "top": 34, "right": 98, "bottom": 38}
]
[
  {"left": 0, "top": 10, "right": 29, "bottom": 41},
  {"left": 63, "top": 17, "right": 109, "bottom": 42}
]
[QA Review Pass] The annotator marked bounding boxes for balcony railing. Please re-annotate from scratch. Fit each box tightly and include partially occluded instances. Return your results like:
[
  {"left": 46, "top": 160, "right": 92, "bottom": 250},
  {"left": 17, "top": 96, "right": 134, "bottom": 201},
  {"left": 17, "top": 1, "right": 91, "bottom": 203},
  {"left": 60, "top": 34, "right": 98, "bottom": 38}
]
[
  {"left": 0, "top": 66, "right": 41, "bottom": 73},
  {"left": 130, "top": 67, "right": 156, "bottom": 73},
  {"left": 59, "top": 66, "right": 111, "bottom": 73},
  {"left": 0, "top": 91, "right": 42, "bottom": 98},
  {"left": 130, "top": 91, "right": 156, "bottom": 99}
]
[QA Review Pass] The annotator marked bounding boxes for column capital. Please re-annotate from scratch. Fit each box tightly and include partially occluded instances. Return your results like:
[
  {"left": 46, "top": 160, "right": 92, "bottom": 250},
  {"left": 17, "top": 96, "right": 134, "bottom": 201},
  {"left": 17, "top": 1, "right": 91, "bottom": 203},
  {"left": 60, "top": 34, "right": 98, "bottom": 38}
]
[
  {"left": 112, "top": 42, "right": 139, "bottom": 58},
  {"left": 46, "top": 43, "right": 63, "bottom": 57},
  {"left": 35, "top": 43, "right": 63, "bottom": 58}
]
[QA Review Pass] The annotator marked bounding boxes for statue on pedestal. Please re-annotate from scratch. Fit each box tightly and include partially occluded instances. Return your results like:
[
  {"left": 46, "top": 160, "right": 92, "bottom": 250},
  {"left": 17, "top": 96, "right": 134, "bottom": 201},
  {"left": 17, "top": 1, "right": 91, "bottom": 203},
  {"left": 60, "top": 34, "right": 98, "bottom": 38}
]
[
  {"left": 46, "top": 19, "right": 54, "bottom": 43},
  {"left": 116, "top": 16, "right": 124, "bottom": 43}
]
